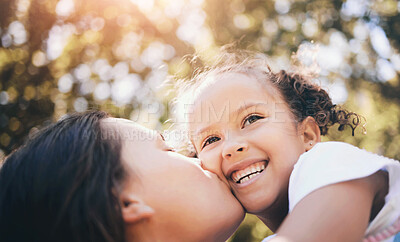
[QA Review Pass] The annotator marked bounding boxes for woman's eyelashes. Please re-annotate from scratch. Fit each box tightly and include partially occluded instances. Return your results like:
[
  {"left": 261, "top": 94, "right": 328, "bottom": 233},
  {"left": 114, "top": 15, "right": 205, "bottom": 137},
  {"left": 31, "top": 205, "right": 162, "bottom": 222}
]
[
  {"left": 201, "top": 136, "right": 221, "bottom": 149},
  {"left": 241, "top": 114, "right": 264, "bottom": 128},
  {"left": 159, "top": 133, "right": 166, "bottom": 141},
  {"left": 158, "top": 133, "right": 175, "bottom": 151}
]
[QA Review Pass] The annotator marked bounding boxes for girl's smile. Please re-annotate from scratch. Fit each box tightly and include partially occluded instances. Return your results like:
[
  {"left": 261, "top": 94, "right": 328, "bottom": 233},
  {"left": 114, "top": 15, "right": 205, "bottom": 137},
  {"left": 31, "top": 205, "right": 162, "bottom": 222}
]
[
  {"left": 230, "top": 160, "right": 267, "bottom": 185},
  {"left": 189, "top": 72, "right": 308, "bottom": 220}
]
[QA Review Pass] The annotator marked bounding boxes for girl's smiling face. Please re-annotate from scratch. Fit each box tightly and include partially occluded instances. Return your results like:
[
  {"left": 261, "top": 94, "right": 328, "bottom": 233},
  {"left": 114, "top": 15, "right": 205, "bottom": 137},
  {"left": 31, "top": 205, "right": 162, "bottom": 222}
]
[{"left": 189, "top": 72, "right": 308, "bottom": 220}]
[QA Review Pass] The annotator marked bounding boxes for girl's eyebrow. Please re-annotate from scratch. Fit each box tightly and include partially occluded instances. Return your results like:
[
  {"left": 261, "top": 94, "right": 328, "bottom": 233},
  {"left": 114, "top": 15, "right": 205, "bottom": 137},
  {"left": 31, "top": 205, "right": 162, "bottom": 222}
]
[
  {"left": 232, "top": 102, "right": 264, "bottom": 118},
  {"left": 194, "top": 102, "right": 265, "bottom": 136},
  {"left": 195, "top": 123, "right": 219, "bottom": 138}
]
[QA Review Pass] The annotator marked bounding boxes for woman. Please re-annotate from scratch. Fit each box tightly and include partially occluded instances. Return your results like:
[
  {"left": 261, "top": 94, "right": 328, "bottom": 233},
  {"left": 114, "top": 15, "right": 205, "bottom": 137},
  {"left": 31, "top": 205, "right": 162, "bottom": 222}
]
[{"left": 0, "top": 111, "right": 244, "bottom": 242}]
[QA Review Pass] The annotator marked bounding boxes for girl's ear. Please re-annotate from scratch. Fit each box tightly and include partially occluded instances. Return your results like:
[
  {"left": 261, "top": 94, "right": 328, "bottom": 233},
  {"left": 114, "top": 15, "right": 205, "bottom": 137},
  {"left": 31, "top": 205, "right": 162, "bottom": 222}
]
[
  {"left": 120, "top": 193, "right": 154, "bottom": 224},
  {"left": 300, "top": 116, "right": 321, "bottom": 151}
]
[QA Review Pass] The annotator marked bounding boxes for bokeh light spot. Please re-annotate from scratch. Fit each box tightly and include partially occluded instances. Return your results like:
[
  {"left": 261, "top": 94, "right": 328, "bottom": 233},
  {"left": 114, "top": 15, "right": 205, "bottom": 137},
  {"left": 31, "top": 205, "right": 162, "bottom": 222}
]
[
  {"left": 263, "top": 19, "right": 279, "bottom": 36},
  {"left": 112, "top": 62, "right": 129, "bottom": 80},
  {"left": 32, "top": 51, "right": 48, "bottom": 67},
  {"left": 74, "top": 64, "right": 91, "bottom": 81},
  {"left": 390, "top": 54, "right": 400, "bottom": 71},
  {"left": 9, "top": 117, "right": 21, "bottom": 132},
  {"left": 94, "top": 82, "right": 111, "bottom": 101},
  {"left": 278, "top": 15, "right": 297, "bottom": 32},
  {"left": 0, "top": 133, "right": 10, "bottom": 147},
  {"left": 111, "top": 74, "right": 142, "bottom": 105},
  {"left": 56, "top": 0, "right": 75, "bottom": 17},
  {"left": 1, "top": 33, "right": 12, "bottom": 48},
  {"left": 376, "top": 59, "right": 396, "bottom": 82},
  {"left": 302, "top": 19, "right": 318, "bottom": 38},
  {"left": 341, "top": 0, "right": 367, "bottom": 18},
  {"left": 275, "top": 0, "right": 291, "bottom": 15},
  {"left": 58, "top": 73, "right": 74, "bottom": 93},
  {"left": 328, "top": 79, "right": 348, "bottom": 104},
  {"left": 370, "top": 26, "right": 392, "bottom": 59},
  {"left": 90, "top": 18, "right": 105, "bottom": 32},
  {"left": 233, "top": 14, "right": 252, "bottom": 29},
  {"left": 24, "top": 85, "right": 36, "bottom": 100},
  {"left": 130, "top": 0, "right": 154, "bottom": 12},
  {"left": 353, "top": 20, "right": 368, "bottom": 40},
  {"left": 79, "top": 79, "right": 95, "bottom": 95},
  {"left": 47, "top": 24, "right": 76, "bottom": 60},
  {"left": 6, "top": 87, "right": 18, "bottom": 103},
  {"left": 0, "top": 91, "right": 9, "bottom": 105},
  {"left": 14, "top": 62, "right": 26, "bottom": 75},
  {"left": 8, "top": 21, "right": 27, "bottom": 46},
  {"left": 73, "top": 97, "right": 88, "bottom": 112}
]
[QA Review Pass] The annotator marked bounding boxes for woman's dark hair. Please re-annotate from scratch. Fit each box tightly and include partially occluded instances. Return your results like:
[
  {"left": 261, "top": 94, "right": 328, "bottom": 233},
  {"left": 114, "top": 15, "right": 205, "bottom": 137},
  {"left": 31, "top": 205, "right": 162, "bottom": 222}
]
[
  {"left": 176, "top": 47, "right": 363, "bottom": 136},
  {"left": 0, "top": 111, "right": 127, "bottom": 242}
]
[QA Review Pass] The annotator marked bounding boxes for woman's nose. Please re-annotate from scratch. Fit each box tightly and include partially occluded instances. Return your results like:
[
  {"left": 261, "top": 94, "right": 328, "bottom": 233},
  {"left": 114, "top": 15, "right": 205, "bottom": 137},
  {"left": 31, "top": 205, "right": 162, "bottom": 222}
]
[{"left": 199, "top": 156, "right": 230, "bottom": 187}]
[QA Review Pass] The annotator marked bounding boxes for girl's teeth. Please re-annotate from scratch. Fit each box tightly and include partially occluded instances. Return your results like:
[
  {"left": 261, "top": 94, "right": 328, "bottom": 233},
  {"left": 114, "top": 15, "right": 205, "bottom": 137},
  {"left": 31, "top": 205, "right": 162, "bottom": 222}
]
[
  {"left": 232, "top": 161, "right": 267, "bottom": 183},
  {"left": 234, "top": 173, "right": 240, "bottom": 182},
  {"left": 239, "top": 173, "right": 258, "bottom": 184}
]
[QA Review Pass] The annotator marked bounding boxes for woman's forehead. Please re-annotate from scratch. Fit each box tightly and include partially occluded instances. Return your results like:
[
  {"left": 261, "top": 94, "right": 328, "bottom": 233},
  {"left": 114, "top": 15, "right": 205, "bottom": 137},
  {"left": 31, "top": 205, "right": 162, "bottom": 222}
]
[{"left": 101, "top": 118, "right": 158, "bottom": 141}]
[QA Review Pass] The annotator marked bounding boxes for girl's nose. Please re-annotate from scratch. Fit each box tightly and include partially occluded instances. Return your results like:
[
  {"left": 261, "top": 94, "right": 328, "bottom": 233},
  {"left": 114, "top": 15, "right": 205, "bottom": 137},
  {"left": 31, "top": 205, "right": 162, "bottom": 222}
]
[{"left": 222, "top": 140, "right": 249, "bottom": 160}]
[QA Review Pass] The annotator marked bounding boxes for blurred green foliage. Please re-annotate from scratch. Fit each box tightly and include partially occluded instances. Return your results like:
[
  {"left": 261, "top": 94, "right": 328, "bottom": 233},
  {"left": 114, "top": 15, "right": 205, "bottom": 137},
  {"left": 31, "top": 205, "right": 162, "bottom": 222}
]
[{"left": 0, "top": 0, "right": 399, "bottom": 241}]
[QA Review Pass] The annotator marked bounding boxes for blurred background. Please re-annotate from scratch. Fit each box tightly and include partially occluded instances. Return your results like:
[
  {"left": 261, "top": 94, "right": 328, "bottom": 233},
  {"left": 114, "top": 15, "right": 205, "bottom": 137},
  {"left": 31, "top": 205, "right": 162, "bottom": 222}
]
[{"left": 0, "top": 0, "right": 399, "bottom": 241}]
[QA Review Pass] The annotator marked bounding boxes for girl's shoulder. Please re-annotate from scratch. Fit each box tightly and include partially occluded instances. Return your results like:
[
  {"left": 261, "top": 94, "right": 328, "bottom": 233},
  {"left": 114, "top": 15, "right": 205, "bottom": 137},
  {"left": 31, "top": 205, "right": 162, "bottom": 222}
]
[
  {"left": 289, "top": 141, "right": 400, "bottom": 239},
  {"left": 302, "top": 141, "right": 388, "bottom": 158},
  {"left": 296, "top": 141, "right": 398, "bottom": 171},
  {"left": 289, "top": 141, "right": 400, "bottom": 212}
]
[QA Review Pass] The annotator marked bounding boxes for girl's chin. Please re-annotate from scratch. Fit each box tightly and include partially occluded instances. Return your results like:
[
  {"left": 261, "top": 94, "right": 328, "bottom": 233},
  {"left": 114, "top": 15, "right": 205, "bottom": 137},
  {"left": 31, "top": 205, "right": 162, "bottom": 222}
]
[
  {"left": 241, "top": 200, "right": 273, "bottom": 214},
  {"left": 237, "top": 191, "right": 281, "bottom": 214}
]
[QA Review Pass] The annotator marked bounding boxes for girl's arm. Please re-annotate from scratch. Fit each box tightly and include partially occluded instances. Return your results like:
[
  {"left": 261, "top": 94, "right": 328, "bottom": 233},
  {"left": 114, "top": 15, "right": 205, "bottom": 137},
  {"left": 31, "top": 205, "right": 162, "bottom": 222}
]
[{"left": 271, "top": 173, "right": 381, "bottom": 242}]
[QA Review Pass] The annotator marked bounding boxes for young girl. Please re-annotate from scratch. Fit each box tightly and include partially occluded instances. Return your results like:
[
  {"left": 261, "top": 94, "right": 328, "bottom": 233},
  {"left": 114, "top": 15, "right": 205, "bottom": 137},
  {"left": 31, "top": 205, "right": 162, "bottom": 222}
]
[{"left": 174, "top": 48, "right": 400, "bottom": 241}]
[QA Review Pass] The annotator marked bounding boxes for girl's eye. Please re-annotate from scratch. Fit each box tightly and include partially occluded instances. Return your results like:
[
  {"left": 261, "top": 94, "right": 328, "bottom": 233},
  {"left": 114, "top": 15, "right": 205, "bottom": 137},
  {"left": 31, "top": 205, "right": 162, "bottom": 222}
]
[
  {"left": 202, "top": 136, "right": 221, "bottom": 149},
  {"left": 242, "top": 114, "right": 264, "bottom": 128}
]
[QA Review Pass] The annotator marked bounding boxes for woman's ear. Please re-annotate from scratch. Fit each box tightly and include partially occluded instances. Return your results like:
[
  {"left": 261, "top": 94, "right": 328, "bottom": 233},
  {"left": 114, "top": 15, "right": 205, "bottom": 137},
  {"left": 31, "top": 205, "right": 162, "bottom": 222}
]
[
  {"left": 120, "top": 194, "right": 154, "bottom": 224},
  {"left": 299, "top": 116, "right": 321, "bottom": 151}
]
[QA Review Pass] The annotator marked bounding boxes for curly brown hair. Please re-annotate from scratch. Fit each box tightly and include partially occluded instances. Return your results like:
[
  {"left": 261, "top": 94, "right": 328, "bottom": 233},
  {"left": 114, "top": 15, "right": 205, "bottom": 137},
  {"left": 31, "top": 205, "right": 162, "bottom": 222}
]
[
  {"left": 175, "top": 47, "right": 363, "bottom": 136},
  {"left": 270, "top": 70, "right": 362, "bottom": 135}
]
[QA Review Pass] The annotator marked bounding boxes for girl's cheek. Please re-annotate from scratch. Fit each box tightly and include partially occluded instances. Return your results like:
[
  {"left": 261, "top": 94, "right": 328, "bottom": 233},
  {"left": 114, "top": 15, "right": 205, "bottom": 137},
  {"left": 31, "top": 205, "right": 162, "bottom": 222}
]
[
  {"left": 198, "top": 151, "right": 214, "bottom": 170},
  {"left": 199, "top": 149, "right": 223, "bottom": 173}
]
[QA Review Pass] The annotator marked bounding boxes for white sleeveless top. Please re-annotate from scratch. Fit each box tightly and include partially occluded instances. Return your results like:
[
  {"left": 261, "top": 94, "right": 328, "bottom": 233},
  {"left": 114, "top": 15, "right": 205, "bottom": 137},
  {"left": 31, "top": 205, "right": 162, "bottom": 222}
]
[{"left": 263, "top": 141, "right": 400, "bottom": 242}]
